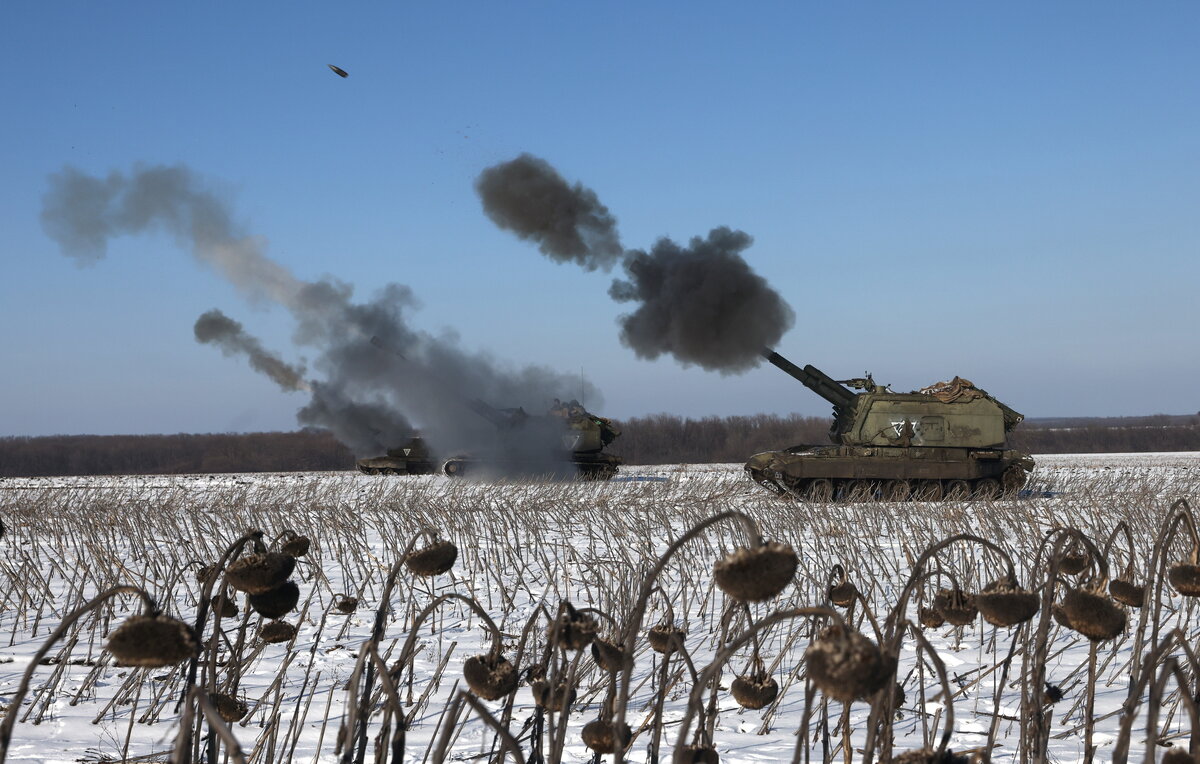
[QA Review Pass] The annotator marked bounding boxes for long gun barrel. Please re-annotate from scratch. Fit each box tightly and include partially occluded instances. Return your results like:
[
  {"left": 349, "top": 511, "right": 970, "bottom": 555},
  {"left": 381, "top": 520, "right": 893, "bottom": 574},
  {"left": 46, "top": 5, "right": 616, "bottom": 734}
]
[
  {"left": 761, "top": 349, "right": 856, "bottom": 410},
  {"left": 465, "top": 398, "right": 522, "bottom": 430}
]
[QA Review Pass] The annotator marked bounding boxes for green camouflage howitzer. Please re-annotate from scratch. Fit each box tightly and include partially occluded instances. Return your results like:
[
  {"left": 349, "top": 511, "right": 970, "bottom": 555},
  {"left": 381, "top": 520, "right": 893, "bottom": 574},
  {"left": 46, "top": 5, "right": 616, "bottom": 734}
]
[
  {"left": 439, "top": 396, "right": 622, "bottom": 480},
  {"left": 356, "top": 436, "right": 436, "bottom": 475},
  {"left": 746, "top": 349, "right": 1034, "bottom": 501}
]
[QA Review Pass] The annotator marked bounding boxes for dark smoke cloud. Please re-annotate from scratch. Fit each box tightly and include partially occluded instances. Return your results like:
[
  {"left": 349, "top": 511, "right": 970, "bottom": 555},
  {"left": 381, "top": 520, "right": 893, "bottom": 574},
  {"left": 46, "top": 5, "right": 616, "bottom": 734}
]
[
  {"left": 610, "top": 227, "right": 794, "bottom": 373},
  {"left": 193, "top": 309, "right": 308, "bottom": 392},
  {"left": 475, "top": 154, "right": 623, "bottom": 270},
  {"left": 43, "top": 163, "right": 602, "bottom": 460},
  {"left": 477, "top": 156, "right": 794, "bottom": 373},
  {"left": 297, "top": 383, "right": 414, "bottom": 456}
]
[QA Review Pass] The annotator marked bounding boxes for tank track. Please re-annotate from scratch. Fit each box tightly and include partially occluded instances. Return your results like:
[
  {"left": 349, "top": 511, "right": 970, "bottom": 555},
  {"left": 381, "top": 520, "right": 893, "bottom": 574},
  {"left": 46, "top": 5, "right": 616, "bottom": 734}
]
[
  {"left": 442, "top": 457, "right": 619, "bottom": 480},
  {"left": 746, "top": 464, "right": 1030, "bottom": 502},
  {"left": 357, "top": 461, "right": 436, "bottom": 475}
]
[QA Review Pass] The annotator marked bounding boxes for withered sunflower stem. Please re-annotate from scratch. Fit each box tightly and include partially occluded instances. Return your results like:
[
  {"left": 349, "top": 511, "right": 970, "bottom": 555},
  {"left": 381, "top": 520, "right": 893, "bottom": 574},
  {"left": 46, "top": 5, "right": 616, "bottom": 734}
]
[
  {"left": 867, "top": 533, "right": 1022, "bottom": 764},
  {"left": 1127, "top": 498, "right": 1196, "bottom": 696},
  {"left": 849, "top": 587, "right": 884, "bottom": 645},
  {"left": 431, "top": 692, "right": 526, "bottom": 764},
  {"left": 178, "top": 529, "right": 265, "bottom": 714},
  {"left": 349, "top": 534, "right": 420, "bottom": 764},
  {"left": 614, "top": 509, "right": 769, "bottom": 764},
  {"left": 391, "top": 593, "right": 506, "bottom": 680},
  {"left": 1102, "top": 521, "right": 1138, "bottom": 582},
  {"left": 885, "top": 533, "right": 1021, "bottom": 642},
  {"left": 906, "top": 622, "right": 955, "bottom": 760},
  {"left": 355, "top": 592, "right": 502, "bottom": 764},
  {"left": 429, "top": 691, "right": 467, "bottom": 764},
  {"left": 193, "top": 687, "right": 249, "bottom": 764},
  {"left": 1113, "top": 628, "right": 1200, "bottom": 763},
  {"left": 982, "top": 620, "right": 1026, "bottom": 757},
  {"left": 491, "top": 603, "right": 553, "bottom": 763},
  {"left": 364, "top": 645, "right": 405, "bottom": 764},
  {"left": 1083, "top": 640, "right": 1098, "bottom": 764},
  {"left": 545, "top": 645, "right": 586, "bottom": 764},
  {"left": 671, "top": 606, "right": 842, "bottom": 764},
  {"left": 1019, "top": 528, "right": 1107, "bottom": 764},
  {"left": 0, "top": 584, "right": 158, "bottom": 764}
]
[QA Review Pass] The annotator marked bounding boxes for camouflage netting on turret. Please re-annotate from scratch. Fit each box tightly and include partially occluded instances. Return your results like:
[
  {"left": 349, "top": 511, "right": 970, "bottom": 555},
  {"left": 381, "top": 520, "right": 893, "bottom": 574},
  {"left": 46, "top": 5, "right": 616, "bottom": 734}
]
[
  {"left": 919, "top": 378, "right": 1024, "bottom": 431},
  {"left": 919, "top": 377, "right": 985, "bottom": 403}
]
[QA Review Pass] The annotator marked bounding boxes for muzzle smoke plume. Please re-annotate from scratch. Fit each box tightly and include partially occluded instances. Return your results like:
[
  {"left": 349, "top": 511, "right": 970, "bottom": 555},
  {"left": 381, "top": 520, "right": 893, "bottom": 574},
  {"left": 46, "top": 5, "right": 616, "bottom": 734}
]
[
  {"left": 193, "top": 309, "right": 308, "bottom": 392},
  {"left": 610, "top": 227, "right": 794, "bottom": 373},
  {"left": 475, "top": 154, "right": 623, "bottom": 271},
  {"left": 476, "top": 155, "right": 794, "bottom": 373},
  {"left": 43, "top": 163, "right": 600, "bottom": 460}
]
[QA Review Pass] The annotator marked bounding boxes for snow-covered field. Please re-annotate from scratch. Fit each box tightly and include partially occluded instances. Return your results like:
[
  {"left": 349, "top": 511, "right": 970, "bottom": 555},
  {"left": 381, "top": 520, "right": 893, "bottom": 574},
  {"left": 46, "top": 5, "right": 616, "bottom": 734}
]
[{"left": 1, "top": 453, "right": 1199, "bottom": 763}]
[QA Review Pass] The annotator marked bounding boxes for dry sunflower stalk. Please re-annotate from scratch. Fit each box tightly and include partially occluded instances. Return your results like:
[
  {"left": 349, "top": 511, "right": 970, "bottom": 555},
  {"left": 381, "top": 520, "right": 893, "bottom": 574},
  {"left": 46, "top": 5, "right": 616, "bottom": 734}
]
[
  {"left": 260, "top": 620, "right": 297, "bottom": 644},
  {"left": 462, "top": 653, "right": 518, "bottom": 700},
  {"left": 107, "top": 613, "right": 200, "bottom": 667},
  {"left": 547, "top": 602, "right": 598, "bottom": 650},
  {"left": 804, "top": 624, "right": 889, "bottom": 702},
  {"left": 647, "top": 622, "right": 686, "bottom": 654},
  {"left": 404, "top": 537, "right": 458, "bottom": 577},
  {"left": 225, "top": 552, "right": 296, "bottom": 595},
  {"left": 713, "top": 540, "right": 797, "bottom": 602},
  {"left": 249, "top": 580, "right": 300, "bottom": 619},
  {"left": 1060, "top": 585, "right": 1126, "bottom": 641},
  {"left": 933, "top": 587, "right": 978, "bottom": 626},
  {"left": 580, "top": 719, "right": 631, "bottom": 754},
  {"left": 975, "top": 576, "right": 1039, "bottom": 627}
]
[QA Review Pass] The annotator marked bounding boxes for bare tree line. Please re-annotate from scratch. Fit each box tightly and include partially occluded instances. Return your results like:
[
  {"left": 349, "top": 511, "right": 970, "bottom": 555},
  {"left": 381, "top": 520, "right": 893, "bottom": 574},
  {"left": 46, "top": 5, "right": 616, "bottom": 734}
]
[
  {"left": 0, "top": 431, "right": 353, "bottom": 477},
  {"left": 1, "top": 413, "right": 1196, "bottom": 476}
]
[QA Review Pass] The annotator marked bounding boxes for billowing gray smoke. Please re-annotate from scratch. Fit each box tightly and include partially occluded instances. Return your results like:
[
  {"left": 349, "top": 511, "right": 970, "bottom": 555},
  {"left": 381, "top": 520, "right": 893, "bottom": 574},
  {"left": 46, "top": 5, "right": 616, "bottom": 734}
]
[
  {"left": 475, "top": 154, "right": 623, "bottom": 271},
  {"left": 476, "top": 156, "right": 794, "bottom": 373},
  {"left": 610, "top": 227, "right": 794, "bottom": 373},
  {"left": 42, "top": 165, "right": 301, "bottom": 305},
  {"left": 193, "top": 309, "right": 308, "bottom": 392},
  {"left": 42, "top": 163, "right": 601, "bottom": 460}
]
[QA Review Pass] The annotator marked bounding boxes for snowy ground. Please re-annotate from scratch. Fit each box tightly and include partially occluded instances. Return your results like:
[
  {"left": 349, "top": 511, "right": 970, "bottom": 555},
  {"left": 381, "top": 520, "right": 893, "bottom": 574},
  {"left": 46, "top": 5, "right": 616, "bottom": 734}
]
[{"left": 1, "top": 453, "right": 1199, "bottom": 763}]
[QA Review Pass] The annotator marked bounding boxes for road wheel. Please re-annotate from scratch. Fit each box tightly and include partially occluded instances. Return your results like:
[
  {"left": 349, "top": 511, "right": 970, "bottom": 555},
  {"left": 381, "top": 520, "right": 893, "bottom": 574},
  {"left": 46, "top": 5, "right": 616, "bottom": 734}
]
[
  {"left": 747, "top": 468, "right": 788, "bottom": 495},
  {"left": 804, "top": 478, "right": 834, "bottom": 502},
  {"left": 587, "top": 465, "right": 617, "bottom": 481},
  {"left": 844, "top": 479, "right": 876, "bottom": 502},
  {"left": 972, "top": 478, "right": 1001, "bottom": 500},
  {"left": 945, "top": 479, "right": 971, "bottom": 500},
  {"left": 913, "top": 480, "right": 944, "bottom": 501},
  {"left": 882, "top": 479, "right": 911, "bottom": 502},
  {"left": 1001, "top": 466, "right": 1028, "bottom": 496}
]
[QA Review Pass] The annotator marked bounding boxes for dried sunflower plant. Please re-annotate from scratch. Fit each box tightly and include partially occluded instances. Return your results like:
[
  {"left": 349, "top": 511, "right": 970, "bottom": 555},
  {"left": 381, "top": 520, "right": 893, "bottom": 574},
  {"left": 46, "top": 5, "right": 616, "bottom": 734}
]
[{"left": 0, "top": 455, "right": 1197, "bottom": 762}]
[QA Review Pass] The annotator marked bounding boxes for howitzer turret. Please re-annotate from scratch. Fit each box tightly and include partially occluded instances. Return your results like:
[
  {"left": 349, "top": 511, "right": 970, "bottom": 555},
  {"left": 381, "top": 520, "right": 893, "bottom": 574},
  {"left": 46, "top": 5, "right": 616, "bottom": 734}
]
[{"left": 746, "top": 348, "right": 1034, "bottom": 501}]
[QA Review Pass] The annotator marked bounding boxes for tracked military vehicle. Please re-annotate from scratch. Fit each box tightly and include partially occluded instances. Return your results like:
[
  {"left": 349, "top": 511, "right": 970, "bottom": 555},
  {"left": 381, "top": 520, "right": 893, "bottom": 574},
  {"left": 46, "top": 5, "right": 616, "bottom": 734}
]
[
  {"left": 440, "top": 398, "right": 623, "bottom": 480},
  {"left": 356, "top": 437, "right": 437, "bottom": 475},
  {"left": 361, "top": 336, "right": 622, "bottom": 480},
  {"left": 746, "top": 349, "right": 1034, "bottom": 501}
]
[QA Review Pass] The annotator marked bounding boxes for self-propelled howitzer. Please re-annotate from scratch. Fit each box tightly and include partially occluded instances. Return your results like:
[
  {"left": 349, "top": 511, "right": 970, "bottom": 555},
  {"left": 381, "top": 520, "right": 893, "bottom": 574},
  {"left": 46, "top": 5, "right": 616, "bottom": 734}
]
[
  {"left": 355, "top": 337, "right": 623, "bottom": 480},
  {"left": 439, "top": 397, "right": 623, "bottom": 480},
  {"left": 745, "top": 349, "right": 1034, "bottom": 501}
]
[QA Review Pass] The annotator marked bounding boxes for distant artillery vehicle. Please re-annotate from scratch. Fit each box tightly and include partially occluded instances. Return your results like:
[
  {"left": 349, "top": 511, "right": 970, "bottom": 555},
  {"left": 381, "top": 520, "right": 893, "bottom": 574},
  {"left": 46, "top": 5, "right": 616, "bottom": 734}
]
[
  {"left": 355, "top": 437, "right": 436, "bottom": 475},
  {"left": 359, "top": 336, "right": 621, "bottom": 480},
  {"left": 440, "top": 398, "right": 623, "bottom": 480},
  {"left": 745, "top": 349, "right": 1034, "bottom": 501}
]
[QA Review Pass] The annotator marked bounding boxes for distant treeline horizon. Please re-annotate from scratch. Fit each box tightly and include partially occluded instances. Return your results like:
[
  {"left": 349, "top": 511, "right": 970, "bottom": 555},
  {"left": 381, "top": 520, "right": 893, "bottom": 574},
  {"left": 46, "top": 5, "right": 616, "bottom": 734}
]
[{"left": 1, "top": 412, "right": 1197, "bottom": 477}]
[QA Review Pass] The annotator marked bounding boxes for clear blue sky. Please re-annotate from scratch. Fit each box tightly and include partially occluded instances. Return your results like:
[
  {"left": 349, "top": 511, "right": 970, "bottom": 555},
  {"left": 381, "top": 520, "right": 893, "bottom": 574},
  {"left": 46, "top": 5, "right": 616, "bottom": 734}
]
[{"left": 2, "top": 2, "right": 1198, "bottom": 436}]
